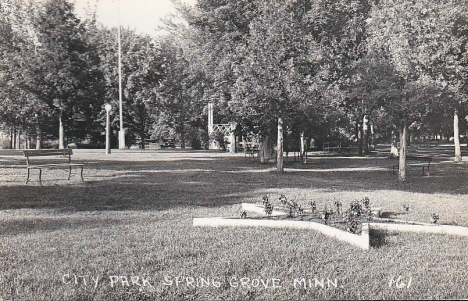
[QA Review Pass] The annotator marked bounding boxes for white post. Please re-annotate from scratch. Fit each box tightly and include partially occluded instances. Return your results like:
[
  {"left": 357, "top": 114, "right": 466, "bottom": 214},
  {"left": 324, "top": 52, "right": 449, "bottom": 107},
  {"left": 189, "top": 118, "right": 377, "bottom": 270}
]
[
  {"left": 105, "top": 104, "right": 112, "bottom": 155},
  {"left": 208, "top": 102, "right": 217, "bottom": 149},
  {"left": 117, "top": 0, "right": 125, "bottom": 149}
]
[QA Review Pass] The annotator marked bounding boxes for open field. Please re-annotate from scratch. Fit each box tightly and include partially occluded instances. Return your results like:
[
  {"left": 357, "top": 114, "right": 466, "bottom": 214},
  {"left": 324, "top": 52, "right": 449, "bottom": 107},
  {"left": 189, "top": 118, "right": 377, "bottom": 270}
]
[{"left": 1, "top": 148, "right": 468, "bottom": 300}]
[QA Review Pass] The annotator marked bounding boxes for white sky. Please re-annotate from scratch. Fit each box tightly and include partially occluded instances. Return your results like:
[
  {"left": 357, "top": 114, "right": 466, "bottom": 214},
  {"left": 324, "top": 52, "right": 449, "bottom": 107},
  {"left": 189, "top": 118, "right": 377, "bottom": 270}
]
[{"left": 72, "top": 0, "right": 197, "bottom": 36}]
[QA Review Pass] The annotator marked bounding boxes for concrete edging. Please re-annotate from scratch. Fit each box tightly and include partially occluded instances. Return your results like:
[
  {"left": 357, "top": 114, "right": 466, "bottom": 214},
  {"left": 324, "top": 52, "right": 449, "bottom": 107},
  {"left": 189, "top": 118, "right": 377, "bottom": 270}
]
[
  {"left": 193, "top": 204, "right": 468, "bottom": 250},
  {"left": 369, "top": 223, "right": 468, "bottom": 237},
  {"left": 193, "top": 217, "right": 370, "bottom": 250}
]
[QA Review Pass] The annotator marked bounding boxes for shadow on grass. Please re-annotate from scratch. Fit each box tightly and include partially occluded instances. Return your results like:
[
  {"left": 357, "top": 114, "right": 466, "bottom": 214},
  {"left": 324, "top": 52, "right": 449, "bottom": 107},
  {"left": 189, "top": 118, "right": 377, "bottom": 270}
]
[
  {"left": 369, "top": 229, "right": 400, "bottom": 249},
  {"left": 0, "top": 150, "right": 467, "bottom": 212},
  {"left": 380, "top": 211, "right": 408, "bottom": 218}
]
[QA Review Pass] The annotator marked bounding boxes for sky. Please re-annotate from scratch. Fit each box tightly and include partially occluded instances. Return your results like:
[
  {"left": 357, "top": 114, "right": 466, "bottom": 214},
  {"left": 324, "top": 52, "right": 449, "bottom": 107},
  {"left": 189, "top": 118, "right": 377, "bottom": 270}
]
[{"left": 72, "top": 0, "right": 197, "bottom": 36}]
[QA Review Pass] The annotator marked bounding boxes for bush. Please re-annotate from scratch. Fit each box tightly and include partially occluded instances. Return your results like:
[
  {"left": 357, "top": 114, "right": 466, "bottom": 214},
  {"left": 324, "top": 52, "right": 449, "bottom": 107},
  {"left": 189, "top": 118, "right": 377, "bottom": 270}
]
[{"left": 187, "top": 128, "right": 210, "bottom": 150}]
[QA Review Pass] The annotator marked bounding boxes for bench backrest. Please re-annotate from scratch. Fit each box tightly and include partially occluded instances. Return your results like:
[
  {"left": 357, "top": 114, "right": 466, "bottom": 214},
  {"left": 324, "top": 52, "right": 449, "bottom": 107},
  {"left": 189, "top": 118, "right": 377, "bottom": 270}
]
[
  {"left": 23, "top": 149, "right": 73, "bottom": 157},
  {"left": 23, "top": 149, "right": 73, "bottom": 165}
]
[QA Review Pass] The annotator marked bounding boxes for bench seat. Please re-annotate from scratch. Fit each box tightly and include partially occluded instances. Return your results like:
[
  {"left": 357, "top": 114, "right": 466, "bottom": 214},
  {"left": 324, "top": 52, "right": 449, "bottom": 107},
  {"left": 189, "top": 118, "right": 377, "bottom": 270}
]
[{"left": 27, "top": 163, "right": 84, "bottom": 168}]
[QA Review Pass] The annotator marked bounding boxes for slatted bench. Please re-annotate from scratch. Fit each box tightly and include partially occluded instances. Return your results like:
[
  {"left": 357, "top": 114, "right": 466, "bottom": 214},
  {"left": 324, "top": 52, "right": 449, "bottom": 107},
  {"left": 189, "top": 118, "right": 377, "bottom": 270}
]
[
  {"left": 392, "top": 155, "right": 432, "bottom": 176},
  {"left": 244, "top": 145, "right": 259, "bottom": 158},
  {"left": 23, "top": 149, "right": 84, "bottom": 185}
]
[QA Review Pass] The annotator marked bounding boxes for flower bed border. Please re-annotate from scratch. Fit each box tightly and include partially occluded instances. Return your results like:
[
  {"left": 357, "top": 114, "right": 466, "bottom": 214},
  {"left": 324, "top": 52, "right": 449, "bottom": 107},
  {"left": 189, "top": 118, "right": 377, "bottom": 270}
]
[
  {"left": 193, "top": 217, "right": 370, "bottom": 249},
  {"left": 193, "top": 203, "right": 468, "bottom": 250}
]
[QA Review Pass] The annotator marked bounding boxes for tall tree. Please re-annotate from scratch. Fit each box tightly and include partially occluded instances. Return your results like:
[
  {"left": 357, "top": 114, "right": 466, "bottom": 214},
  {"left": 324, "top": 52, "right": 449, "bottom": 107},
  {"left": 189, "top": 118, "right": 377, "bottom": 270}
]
[
  {"left": 156, "top": 35, "right": 204, "bottom": 148},
  {"left": 367, "top": 0, "right": 468, "bottom": 181},
  {"left": 27, "top": 0, "right": 98, "bottom": 148}
]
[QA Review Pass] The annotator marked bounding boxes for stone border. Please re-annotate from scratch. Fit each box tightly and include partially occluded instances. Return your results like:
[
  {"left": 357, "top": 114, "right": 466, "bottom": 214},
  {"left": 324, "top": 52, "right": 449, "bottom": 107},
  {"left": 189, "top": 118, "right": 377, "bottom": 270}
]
[
  {"left": 193, "top": 203, "right": 468, "bottom": 250},
  {"left": 369, "top": 223, "right": 468, "bottom": 237},
  {"left": 193, "top": 217, "right": 370, "bottom": 250}
]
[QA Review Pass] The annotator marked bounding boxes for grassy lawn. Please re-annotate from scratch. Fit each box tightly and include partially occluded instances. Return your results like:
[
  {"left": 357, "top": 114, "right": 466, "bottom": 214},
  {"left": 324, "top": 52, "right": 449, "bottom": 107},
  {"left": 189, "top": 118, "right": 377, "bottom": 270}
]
[{"left": 1, "top": 148, "right": 468, "bottom": 300}]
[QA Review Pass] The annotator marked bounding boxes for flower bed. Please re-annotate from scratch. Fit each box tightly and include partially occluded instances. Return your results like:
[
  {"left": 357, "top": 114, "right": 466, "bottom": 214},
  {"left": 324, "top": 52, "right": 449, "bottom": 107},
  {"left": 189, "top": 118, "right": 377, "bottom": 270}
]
[{"left": 193, "top": 195, "right": 468, "bottom": 250}]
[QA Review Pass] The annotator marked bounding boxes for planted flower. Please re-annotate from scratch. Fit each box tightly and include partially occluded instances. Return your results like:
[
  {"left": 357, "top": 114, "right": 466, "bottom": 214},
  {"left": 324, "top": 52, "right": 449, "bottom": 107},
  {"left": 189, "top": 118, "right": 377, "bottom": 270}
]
[
  {"left": 334, "top": 200, "right": 342, "bottom": 214},
  {"left": 321, "top": 211, "right": 331, "bottom": 224},
  {"left": 431, "top": 213, "right": 439, "bottom": 224},
  {"left": 240, "top": 211, "right": 247, "bottom": 219},
  {"left": 297, "top": 206, "right": 304, "bottom": 215},
  {"left": 309, "top": 201, "right": 317, "bottom": 213},
  {"left": 264, "top": 200, "right": 273, "bottom": 216},
  {"left": 279, "top": 194, "right": 288, "bottom": 206},
  {"left": 361, "top": 197, "right": 371, "bottom": 210}
]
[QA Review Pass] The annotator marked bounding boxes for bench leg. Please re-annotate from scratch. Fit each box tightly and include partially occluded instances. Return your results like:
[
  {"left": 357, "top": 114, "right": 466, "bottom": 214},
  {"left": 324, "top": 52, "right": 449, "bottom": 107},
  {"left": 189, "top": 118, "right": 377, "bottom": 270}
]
[
  {"left": 80, "top": 167, "right": 84, "bottom": 182},
  {"left": 39, "top": 168, "right": 43, "bottom": 186},
  {"left": 68, "top": 166, "right": 72, "bottom": 180},
  {"left": 25, "top": 168, "right": 30, "bottom": 184}
]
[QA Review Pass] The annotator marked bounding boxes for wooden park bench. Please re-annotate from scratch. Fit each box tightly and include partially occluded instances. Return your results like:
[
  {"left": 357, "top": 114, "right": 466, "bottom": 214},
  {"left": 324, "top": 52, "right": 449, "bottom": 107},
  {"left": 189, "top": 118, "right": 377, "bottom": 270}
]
[
  {"left": 244, "top": 144, "right": 259, "bottom": 158},
  {"left": 323, "top": 141, "right": 341, "bottom": 152},
  {"left": 392, "top": 155, "right": 432, "bottom": 176},
  {"left": 23, "top": 149, "right": 84, "bottom": 185},
  {"left": 322, "top": 141, "right": 358, "bottom": 154}
]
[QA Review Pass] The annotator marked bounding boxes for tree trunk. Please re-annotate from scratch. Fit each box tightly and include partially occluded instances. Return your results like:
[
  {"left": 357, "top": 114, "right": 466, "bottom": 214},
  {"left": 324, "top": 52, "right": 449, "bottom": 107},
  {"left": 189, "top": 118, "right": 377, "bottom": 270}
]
[
  {"left": 300, "top": 131, "right": 306, "bottom": 163},
  {"left": 399, "top": 123, "right": 407, "bottom": 182},
  {"left": 390, "top": 130, "right": 399, "bottom": 158},
  {"left": 9, "top": 129, "right": 13, "bottom": 149},
  {"left": 59, "top": 113, "right": 64, "bottom": 149},
  {"left": 357, "top": 123, "right": 363, "bottom": 155},
  {"left": 180, "top": 132, "right": 185, "bottom": 148},
  {"left": 18, "top": 130, "right": 22, "bottom": 149},
  {"left": 36, "top": 124, "right": 42, "bottom": 150},
  {"left": 277, "top": 118, "right": 284, "bottom": 172},
  {"left": 363, "top": 115, "right": 369, "bottom": 154},
  {"left": 259, "top": 134, "right": 275, "bottom": 163},
  {"left": 12, "top": 128, "right": 16, "bottom": 149},
  {"left": 140, "top": 130, "right": 146, "bottom": 149},
  {"left": 454, "top": 110, "right": 462, "bottom": 162}
]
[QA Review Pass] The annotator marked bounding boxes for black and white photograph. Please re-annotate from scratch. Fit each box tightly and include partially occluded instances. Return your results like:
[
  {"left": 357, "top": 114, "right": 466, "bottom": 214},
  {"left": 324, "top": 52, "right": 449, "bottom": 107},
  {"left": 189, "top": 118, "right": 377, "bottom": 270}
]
[{"left": 1, "top": 0, "right": 468, "bottom": 300}]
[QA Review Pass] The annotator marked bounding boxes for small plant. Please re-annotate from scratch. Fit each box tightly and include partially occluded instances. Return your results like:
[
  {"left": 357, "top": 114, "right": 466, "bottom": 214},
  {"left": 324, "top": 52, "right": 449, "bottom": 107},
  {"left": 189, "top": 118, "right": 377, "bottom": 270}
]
[
  {"left": 431, "top": 213, "right": 439, "bottom": 224},
  {"left": 346, "top": 219, "right": 361, "bottom": 234},
  {"left": 361, "top": 197, "right": 371, "bottom": 210},
  {"left": 343, "top": 199, "right": 372, "bottom": 234},
  {"left": 261, "top": 195, "right": 274, "bottom": 216},
  {"left": 309, "top": 201, "right": 316, "bottom": 213},
  {"left": 349, "top": 200, "right": 363, "bottom": 217},
  {"left": 265, "top": 203, "right": 273, "bottom": 217},
  {"left": 279, "top": 194, "right": 300, "bottom": 218},
  {"left": 321, "top": 210, "right": 331, "bottom": 224},
  {"left": 402, "top": 204, "right": 410, "bottom": 212},
  {"left": 240, "top": 211, "right": 247, "bottom": 219},
  {"left": 334, "top": 200, "right": 342, "bottom": 214},
  {"left": 279, "top": 194, "right": 288, "bottom": 206},
  {"left": 297, "top": 206, "right": 304, "bottom": 215}
]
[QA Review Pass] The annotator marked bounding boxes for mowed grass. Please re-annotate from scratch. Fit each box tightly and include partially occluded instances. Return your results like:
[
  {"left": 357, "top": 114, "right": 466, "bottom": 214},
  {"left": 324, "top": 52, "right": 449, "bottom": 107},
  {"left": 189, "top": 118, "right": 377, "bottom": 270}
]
[{"left": 1, "top": 148, "right": 468, "bottom": 300}]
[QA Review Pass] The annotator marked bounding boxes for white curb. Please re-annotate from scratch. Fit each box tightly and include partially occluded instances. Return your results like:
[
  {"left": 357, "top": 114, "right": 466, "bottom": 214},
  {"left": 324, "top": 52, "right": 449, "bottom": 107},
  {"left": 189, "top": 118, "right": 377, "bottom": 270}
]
[
  {"left": 369, "top": 223, "right": 468, "bottom": 237},
  {"left": 193, "top": 217, "right": 370, "bottom": 250}
]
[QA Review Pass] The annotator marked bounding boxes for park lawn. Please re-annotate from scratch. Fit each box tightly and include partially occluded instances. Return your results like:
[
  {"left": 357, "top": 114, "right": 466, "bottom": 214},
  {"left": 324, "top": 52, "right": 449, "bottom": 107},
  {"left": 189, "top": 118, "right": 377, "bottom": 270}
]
[{"left": 1, "top": 149, "right": 468, "bottom": 300}]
